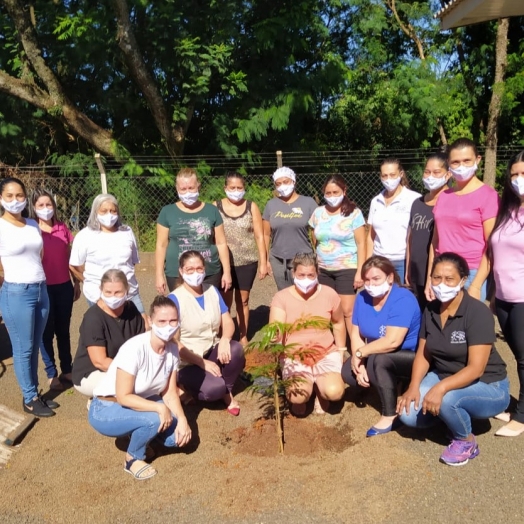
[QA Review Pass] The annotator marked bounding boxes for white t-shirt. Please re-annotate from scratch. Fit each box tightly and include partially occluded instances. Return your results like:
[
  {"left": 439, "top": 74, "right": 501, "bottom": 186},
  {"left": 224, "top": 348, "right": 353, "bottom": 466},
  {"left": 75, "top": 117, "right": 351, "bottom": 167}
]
[
  {"left": 69, "top": 226, "right": 140, "bottom": 303},
  {"left": 0, "top": 218, "right": 46, "bottom": 283},
  {"left": 368, "top": 187, "right": 421, "bottom": 261},
  {"left": 94, "top": 331, "right": 179, "bottom": 399}
]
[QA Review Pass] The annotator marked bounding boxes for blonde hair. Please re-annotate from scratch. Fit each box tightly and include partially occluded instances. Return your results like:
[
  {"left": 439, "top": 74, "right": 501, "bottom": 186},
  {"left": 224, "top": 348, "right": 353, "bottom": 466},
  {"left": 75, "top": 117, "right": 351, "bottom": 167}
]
[{"left": 176, "top": 168, "right": 199, "bottom": 183}]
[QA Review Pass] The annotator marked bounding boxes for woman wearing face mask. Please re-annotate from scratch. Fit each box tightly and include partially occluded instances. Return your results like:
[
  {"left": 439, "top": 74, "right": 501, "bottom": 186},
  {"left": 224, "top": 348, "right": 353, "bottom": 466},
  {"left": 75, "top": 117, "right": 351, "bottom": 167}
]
[
  {"left": 309, "top": 175, "right": 366, "bottom": 340},
  {"left": 488, "top": 151, "right": 524, "bottom": 437},
  {"left": 213, "top": 172, "right": 267, "bottom": 346},
  {"left": 0, "top": 177, "right": 56, "bottom": 417},
  {"left": 397, "top": 253, "right": 508, "bottom": 467},
  {"left": 89, "top": 295, "right": 191, "bottom": 480},
  {"left": 367, "top": 158, "right": 421, "bottom": 283},
  {"left": 269, "top": 253, "right": 346, "bottom": 416},
  {"left": 405, "top": 151, "right": 451, "bottom": 309},
  {"left": 425, "top": 138, "right": 499, "bottom": 302},
  {"left": 69, "top": 193, "right": 145, "bottom": 315},
  {"left": 156, "top": 168, "right": 232, "bottom": 294},
  {"left": 30, "top": 188, "right": 80, "bottom": 391},
  {"left": 262, "top": 167, "right": 317, "bottom": 290},
  {"left": 168, "top": 251, "right": 245, "bottom": 415},
  {"left": 72, "top": 270, "right": 145, "bottom": 400},
  {"left": 341, "top": 256, "right": 421, "bottom": 436}
]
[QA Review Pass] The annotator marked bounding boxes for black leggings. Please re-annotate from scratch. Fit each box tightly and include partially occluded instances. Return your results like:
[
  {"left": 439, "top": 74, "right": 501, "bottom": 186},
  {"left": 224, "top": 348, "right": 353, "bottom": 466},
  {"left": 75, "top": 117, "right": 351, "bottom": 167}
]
[
  {"left": 496, "top": 299, "right": 524, "bottom": 423},
  {"left": 342, "top": 350, "right": 416, "bottom": 416}
]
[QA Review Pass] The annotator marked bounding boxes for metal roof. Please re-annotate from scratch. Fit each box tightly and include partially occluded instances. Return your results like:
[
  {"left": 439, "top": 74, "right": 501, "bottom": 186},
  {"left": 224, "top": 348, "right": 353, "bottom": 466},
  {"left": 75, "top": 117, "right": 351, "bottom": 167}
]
[{"left": 434, "top": 0, "right": 524, "bottom": 30}]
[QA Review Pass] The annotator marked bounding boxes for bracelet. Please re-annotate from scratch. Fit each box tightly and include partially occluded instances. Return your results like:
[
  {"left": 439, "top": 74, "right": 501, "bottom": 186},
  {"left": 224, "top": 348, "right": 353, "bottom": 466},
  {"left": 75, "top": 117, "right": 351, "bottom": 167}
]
[{"left": 337, "top": 347, "right": 347, "bottom": 352}]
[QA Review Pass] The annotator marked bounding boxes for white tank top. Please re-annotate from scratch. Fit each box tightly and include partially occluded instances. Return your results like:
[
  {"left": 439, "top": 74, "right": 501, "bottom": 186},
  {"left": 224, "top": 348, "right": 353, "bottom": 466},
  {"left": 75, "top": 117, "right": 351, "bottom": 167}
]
[{"left": 0, "top": 218, "right": 46, "bottom": 283}]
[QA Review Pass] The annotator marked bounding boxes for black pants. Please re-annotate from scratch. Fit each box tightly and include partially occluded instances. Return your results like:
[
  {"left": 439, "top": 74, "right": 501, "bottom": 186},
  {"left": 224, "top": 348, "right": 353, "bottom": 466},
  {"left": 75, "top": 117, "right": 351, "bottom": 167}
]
[
  {"left": 496, "top": 299, "right": 524, "bottom": 423},
  {"left": 342, "top": 350, "right": 416, "bottom": 416},
  {"left": 41, "top": 281, "right": 74, "bottom": 377}
]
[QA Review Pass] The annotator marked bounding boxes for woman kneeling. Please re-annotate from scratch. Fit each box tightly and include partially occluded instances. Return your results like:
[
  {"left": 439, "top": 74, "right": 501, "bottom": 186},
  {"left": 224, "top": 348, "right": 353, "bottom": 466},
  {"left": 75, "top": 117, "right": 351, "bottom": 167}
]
[
  {"left": 168, "top": 251, "right": 245, "bottom": 415},
  {"left": 88, "top": 296, "right": 191, "bottom": 480},
  {"left": 269, "top": 253, "right": 346, "bottom": 416},
  {"left": 397, "top": 253, "right": 509, "bottom": 466},
  {"left": 341, "top": 256, "right": 421, "bottom": 436}
]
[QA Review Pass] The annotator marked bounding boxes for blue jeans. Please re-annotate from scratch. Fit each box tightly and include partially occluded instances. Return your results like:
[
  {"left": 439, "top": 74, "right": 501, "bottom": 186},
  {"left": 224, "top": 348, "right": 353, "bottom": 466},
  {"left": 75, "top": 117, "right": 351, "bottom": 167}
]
[
  {"left": 391, "top": 259, "right": 405, "bottom": 284},
  {"left": 88, "top": 397, "right": 178, "bottom": 460},
  {"left": 465, "top": 269, "right": 486, "bottom": 301},
  {"left": 399, "top": 371, "right": 509, "bottom": 439},
  {"left": 0, "top": 281, "right": 49, "bottom": 403},
  {"left": 86, "top": 293, "right": 145, "bottom": 313}
]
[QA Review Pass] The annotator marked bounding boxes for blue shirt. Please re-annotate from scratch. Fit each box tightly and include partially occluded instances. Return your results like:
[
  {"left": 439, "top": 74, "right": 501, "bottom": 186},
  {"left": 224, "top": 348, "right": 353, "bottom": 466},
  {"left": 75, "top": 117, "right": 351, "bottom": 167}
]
[
  {"left": 167, "top": 286, "right": 228, "bottom": 319},
  {"left": 352, "top": 284, "right": 421, "bottom": 351}
]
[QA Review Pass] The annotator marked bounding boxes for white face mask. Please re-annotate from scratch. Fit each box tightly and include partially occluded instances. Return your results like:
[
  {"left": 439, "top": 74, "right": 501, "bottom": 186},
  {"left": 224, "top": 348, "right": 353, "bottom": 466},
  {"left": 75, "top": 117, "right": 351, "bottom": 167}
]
[
  {"left": 423, "top": 175, "right": 448, "bottom": 191},
  {"left": 1, "top": 198, "right": 27, "bottom": 214},
  {"left": 382, "top": 177, "right": 402, "bottom": 193},
  {"left": 432, "top": 282, "right": 462, "bottom": 303},
  {"left": 365, "top": 280, "right": 391, "bottom": 298},
  {"left": 276, "top": 184, "right": 294, "bottom": 198},
  {"left": 101, "top": 294, "right": 127, "bottom": 310},
  {"left": 294, "top": 277, "right": 318, "bottom": 294},
  {"left": 511, "top": 177, "right": 524, "bottom": 196},
  {"left": 35, "top": 208, "right": 54, "bottom": 221},
  {"left": 178, "top": 192, "right": 199, "bottom": 206},
  {"left": 98, "top": 213, "right": 118, "bottom": 228},
  {"left": 225, "top": 189, "right": 245, "bottom": 202},
  {"left": 182, "top": 271, "right": 205, "bottom": 287},
  {"left": 152, "top": 323, "right": 179, "bottom": 342},
  {"left": 450, "top": 163, "right": 477, "bottom": 182},
  {"left": 324, "top": 195, "right": 344, "bottom": 207}
]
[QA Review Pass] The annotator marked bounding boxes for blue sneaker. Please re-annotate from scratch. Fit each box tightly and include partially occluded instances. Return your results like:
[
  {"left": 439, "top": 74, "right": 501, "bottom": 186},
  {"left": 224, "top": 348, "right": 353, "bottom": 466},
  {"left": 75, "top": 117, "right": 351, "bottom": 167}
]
[{"left": 440, "top": 436, "right": 479, "bottom": 466}]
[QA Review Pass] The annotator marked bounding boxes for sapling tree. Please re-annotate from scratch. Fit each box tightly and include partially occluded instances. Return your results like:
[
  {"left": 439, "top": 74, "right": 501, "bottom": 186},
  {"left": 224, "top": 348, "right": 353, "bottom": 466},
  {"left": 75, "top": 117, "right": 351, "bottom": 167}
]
[{"left": 245, "top": 315, "right": 332, "bottom": 454}]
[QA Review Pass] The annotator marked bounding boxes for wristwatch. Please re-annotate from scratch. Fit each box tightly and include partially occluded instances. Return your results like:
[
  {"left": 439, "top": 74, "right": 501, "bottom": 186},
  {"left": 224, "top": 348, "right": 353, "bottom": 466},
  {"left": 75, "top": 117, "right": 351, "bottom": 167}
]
[{"left": 355, "top": 349, "right": 364, "bottom": 359}]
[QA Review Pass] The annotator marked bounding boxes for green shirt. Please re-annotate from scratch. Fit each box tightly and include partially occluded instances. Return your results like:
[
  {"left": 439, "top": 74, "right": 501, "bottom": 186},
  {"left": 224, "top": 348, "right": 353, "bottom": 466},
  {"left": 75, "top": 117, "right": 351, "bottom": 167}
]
[{"left": 157, "top": 203, "right": 223, "bottom": 277}]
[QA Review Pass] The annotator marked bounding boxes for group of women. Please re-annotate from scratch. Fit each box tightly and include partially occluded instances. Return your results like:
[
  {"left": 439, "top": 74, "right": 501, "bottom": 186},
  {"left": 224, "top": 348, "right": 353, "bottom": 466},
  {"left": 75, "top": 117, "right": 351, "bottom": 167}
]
[{"left": 0, "top": 137, "right": 523, "bottom": 478}]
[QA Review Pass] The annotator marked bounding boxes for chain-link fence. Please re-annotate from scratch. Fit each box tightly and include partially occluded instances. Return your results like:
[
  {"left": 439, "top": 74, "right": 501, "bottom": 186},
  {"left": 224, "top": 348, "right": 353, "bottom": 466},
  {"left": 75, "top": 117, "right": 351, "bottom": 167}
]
[{"left": 2, "top": 146, "right": 522, "bottom": 251}]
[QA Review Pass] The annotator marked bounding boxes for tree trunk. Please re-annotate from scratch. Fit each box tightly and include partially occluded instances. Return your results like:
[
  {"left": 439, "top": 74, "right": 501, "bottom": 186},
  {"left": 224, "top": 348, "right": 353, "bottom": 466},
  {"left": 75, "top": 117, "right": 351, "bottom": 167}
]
[
  {"left": 484, "top": 18, "right": 509, "bottom": 188},
  {"left": 2, "top": 0, "right": 121, "bottom": 158}
]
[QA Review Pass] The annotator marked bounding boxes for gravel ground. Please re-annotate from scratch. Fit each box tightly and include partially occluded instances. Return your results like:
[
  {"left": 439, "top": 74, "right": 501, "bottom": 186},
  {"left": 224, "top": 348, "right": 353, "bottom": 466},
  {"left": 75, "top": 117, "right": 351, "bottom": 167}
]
[{"left": 0, "top": 263, "right": 523, "bottom": 524}]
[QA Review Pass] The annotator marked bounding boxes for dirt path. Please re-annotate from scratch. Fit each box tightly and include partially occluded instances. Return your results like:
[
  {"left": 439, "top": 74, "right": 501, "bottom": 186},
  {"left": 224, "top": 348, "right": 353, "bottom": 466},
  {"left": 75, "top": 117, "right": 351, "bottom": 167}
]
[{"left": 0, "top": 266, "right": 523, "bottom": 523}]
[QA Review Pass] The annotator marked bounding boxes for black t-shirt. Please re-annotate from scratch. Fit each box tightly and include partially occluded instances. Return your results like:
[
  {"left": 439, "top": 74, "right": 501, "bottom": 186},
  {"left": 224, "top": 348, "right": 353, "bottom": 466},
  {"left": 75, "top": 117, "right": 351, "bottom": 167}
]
[
  {"left": 72, "top": 301, "right": 145, "bottom": 385},
  {"left": 408, "top": 197, "right": 435, "bottom": 287},
  {"left": 420, "top": 291, "right": 506, "bottom": 383}
]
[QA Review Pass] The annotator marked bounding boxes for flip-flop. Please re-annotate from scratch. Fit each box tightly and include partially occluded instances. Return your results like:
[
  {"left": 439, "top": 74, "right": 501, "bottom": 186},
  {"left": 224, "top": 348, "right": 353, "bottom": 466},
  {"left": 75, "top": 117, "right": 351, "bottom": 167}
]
[
  {"left": 227, "top": 405, "right": 240, "bottom": 416},
  {"left": 124, "top": 458, "right": 157, "bottom": 480}
]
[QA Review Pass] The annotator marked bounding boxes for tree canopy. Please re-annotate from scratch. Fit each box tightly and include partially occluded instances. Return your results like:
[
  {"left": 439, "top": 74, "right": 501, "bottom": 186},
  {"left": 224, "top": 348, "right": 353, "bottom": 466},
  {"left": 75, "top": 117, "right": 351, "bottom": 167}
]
[{"left": 0, "top": 0, "right": 523, "bottom": 165}]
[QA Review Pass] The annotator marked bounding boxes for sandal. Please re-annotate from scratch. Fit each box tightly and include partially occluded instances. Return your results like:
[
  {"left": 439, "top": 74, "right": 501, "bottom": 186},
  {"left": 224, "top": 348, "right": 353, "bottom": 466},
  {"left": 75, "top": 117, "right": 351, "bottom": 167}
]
[{"left": 124, "top": 458, "right": 157, "bottom": 480}]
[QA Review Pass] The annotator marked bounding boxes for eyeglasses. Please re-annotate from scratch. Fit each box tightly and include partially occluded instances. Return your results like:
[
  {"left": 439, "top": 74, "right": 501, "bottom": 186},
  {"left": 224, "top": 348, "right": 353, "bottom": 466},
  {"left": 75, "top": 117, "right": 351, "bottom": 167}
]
[{"left": 183, "top": 267, "right": 205, "bottom": 274}]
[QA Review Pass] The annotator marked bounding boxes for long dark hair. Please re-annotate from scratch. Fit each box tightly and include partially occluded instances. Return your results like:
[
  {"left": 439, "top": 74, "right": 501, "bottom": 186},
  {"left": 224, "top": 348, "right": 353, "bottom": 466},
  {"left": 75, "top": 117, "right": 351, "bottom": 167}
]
[
  {"left": 380, "top": 157, "right": 410, "bottom": 188},
  {"left": 322, "top": 174, "right": 357, "bottom": 216},
  {"left": 487, "top": 151, "right": 524, "bottom": 266},
  {"left": 29, "top": 188, "right": 59, "bottom": 224},
  {"left": 0, "top": 177, "right": 29, "bottom": 218}
]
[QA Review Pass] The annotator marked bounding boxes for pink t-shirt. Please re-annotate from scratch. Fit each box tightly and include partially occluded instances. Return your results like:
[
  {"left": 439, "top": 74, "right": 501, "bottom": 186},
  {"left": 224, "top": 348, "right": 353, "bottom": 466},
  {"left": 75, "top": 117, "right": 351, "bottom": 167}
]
[
  {"left": 491, "top": 209, "right": 524, "bottom": 302},
  {"left": 270, "top": 285, "right": 341, "bottom": 365},
  {"left": 434, "top": 184, "right": 499, "bottom": 269},
  {"left": 42, "top": 221, "right": 74, "bottom": 285}
]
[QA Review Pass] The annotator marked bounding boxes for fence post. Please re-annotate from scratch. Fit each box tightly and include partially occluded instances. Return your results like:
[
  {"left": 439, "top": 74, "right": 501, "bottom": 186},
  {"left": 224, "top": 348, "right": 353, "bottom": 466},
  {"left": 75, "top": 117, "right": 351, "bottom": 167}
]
[
  {"left": 276, "top": 150, "right": 283, "bottom": 168},
  {"left": 94, "top": 153, "right": 108, "bottom": 194}
]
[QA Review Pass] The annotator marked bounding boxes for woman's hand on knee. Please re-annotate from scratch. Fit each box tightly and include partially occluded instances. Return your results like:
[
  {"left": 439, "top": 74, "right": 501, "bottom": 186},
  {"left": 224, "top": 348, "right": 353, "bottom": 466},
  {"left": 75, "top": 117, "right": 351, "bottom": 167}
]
[
  {"left": 397, "top": 386, "right": 420, "bottom": 415},
  {"left": 157, "top": 403, "right": 173, "bottom": 433},
  {"left": 217, "top": 338, "right": 231, "bottom": 365},
  {"left": 203, "top": 360, "right": 222, "bottom": 377},
  {"left": 421, "top": 385, "right": 445, "bottom": 416},
  {"left": 356, "top": 365, "right": 370, "bottom": 388}
]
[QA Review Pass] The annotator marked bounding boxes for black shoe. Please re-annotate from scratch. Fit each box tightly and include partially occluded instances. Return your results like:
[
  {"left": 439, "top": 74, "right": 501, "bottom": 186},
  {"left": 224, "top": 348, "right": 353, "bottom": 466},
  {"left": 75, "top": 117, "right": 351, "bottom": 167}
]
[
  {"left": 23, "top": 397, "right": 55, "bottom": 417},
  {"left": 40, "top": 395, "right": 60, "bottom": 410}
]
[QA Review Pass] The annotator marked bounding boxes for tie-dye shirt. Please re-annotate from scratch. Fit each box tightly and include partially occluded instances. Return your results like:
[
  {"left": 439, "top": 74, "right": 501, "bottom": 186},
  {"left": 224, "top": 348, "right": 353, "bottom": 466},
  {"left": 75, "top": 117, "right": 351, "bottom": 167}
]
[{"left": 309, "top": 207, "right": 365, "bottom": 270}]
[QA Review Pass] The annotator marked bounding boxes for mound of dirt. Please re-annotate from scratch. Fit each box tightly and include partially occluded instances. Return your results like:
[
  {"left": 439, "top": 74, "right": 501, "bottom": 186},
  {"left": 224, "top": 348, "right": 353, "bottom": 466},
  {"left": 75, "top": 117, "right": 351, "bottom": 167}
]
[{"left": 222, "top": 416, "right": 354, "bottom": 457}]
